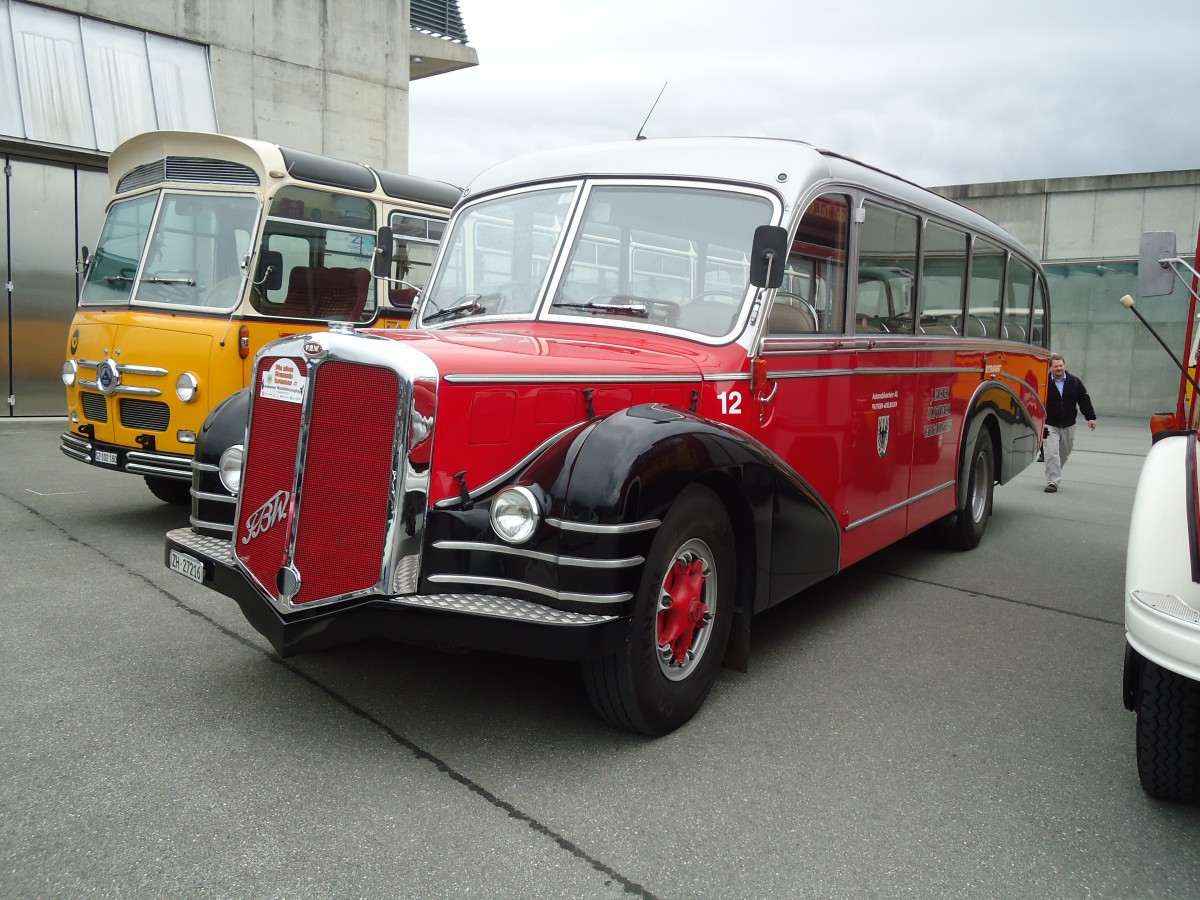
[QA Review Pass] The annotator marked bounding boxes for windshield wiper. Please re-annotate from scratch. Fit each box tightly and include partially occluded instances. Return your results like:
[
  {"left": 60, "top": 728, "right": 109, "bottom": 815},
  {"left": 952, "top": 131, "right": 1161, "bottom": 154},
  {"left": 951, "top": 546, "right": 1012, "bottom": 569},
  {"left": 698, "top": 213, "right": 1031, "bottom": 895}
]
[
  {"left": 143, "top": 276, "right": 196, "bottom": 286},
  {"left": 103, "top": 275, "right": 133, "bottom": 284},
  {"left": 551, "top": 299, "right": 648, "bottom": 319},
  {"left": 424, "top": 297, "right": 486, "bottom": 324}
]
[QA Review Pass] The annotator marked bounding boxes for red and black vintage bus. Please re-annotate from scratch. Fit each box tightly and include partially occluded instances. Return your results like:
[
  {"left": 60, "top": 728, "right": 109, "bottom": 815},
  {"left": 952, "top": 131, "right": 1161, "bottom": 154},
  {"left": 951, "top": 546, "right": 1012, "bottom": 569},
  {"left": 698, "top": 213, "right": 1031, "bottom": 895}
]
[{"left": 166, "top": 137, "right": 1050, "bottom": 734}]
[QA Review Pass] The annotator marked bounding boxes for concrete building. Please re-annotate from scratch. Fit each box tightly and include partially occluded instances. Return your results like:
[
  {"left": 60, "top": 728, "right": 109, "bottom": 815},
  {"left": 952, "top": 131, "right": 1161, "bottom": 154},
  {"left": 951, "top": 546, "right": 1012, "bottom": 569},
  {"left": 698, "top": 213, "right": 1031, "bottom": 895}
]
[
  {"left": 1, "top": 0, "right": 476, "bottom": 416},
  {"left": 936, "top": 171, "right": 1200, "bottom": 417}
]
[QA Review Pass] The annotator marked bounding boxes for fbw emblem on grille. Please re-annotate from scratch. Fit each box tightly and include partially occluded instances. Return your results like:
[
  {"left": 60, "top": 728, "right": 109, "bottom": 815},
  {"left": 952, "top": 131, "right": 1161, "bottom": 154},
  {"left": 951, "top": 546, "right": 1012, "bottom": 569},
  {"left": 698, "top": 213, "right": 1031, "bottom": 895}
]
[
  {"left": 304, "top": 341, "right": 324, "bottom": 357},
  {"left": 242, "top": 489, "right": 290, "bottom": 544}
]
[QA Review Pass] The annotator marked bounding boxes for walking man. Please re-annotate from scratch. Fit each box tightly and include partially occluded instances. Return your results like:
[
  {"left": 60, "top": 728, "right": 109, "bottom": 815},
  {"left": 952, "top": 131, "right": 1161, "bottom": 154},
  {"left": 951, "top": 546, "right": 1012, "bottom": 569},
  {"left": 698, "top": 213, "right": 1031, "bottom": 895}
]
[{"left": 1044, "top": 352, "right": 1097, "bottom": 493}]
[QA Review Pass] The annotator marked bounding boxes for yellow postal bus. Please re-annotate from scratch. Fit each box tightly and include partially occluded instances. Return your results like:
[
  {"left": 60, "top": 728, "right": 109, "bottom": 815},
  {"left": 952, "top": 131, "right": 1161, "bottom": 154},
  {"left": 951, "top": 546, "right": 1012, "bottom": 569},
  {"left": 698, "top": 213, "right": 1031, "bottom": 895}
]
[{"left": 61, "top": 130, "right": 459, "bottom": 503}]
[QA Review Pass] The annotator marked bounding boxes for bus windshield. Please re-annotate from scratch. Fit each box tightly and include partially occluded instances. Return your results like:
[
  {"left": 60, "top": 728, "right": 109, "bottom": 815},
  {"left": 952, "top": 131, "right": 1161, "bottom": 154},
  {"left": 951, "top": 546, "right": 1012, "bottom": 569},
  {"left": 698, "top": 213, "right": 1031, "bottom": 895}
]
[
  {"left": 420, "top": 183, "right": 774, "bottom": 338},
  {"left": 80, "top": 191, "right": 260, "bottom": 310}
]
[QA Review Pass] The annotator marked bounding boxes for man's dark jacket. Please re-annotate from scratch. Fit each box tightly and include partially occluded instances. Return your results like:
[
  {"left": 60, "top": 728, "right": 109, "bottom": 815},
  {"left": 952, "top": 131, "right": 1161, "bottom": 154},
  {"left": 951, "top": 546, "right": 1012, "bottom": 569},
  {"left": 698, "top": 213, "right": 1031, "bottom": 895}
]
[{"left": 1046, "top": 372, "right": 1097, "bottom": 428}]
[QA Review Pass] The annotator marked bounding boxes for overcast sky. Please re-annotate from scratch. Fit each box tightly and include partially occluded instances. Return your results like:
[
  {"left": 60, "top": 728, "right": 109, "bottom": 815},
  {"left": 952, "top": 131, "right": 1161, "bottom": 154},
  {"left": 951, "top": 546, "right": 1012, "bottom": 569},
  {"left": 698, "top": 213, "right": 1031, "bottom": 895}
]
[{"left": 408, "top": 0, "right": 1200, "bottom": 191}]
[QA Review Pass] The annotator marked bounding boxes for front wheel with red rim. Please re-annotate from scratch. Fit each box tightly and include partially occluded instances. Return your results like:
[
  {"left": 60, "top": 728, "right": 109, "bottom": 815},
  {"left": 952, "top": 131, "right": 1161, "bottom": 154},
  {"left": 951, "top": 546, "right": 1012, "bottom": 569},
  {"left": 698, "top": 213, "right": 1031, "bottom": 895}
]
[{"left": 583, "top": 485, "right": 734, "bottom": 735}]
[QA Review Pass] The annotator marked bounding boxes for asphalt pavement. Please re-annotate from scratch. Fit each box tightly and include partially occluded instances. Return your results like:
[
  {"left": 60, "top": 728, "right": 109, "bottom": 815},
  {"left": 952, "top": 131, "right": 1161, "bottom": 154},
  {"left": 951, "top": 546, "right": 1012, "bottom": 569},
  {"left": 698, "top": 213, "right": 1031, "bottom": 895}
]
[{"left": 2, "top": 415, "right": 1198, "bottom": 899}]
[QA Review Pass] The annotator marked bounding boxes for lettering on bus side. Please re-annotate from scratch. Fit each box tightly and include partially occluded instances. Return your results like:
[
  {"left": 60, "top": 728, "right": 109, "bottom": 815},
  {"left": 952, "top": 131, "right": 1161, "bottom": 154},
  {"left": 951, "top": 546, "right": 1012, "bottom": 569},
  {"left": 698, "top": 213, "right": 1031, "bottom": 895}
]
[{"left": 924, "top": 384, "right": 953, "bottom": 438}]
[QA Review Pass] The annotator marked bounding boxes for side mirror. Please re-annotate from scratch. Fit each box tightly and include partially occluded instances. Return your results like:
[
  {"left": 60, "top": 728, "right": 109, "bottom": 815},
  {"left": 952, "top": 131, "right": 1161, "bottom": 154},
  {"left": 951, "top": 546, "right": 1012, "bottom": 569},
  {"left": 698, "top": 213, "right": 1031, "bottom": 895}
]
[
  {"left": 750, "top": 225, "right": 788, "bottom": 289},
  {"left": 257, "top": 250, "right": 284, "bottom": 292},
  {"left": 80, "top": 245, "right": 91, "bottom": 269},
  {"left": 1137, "top": 231, "right": 1177, "bottom": 298},
  {"left": 373, "top": 226, "right": 393, "bottom": 278}
]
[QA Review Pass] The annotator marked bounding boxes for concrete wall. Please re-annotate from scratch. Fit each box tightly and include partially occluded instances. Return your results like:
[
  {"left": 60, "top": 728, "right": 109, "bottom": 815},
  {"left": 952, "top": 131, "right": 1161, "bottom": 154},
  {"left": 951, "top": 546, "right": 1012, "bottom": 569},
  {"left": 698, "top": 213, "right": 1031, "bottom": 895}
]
[
  {"left": 45, "top": 0, "right": 476, "bottom": 172},
  {"left": 936, "top": 172, "right": 1200, "bottom": 417}
]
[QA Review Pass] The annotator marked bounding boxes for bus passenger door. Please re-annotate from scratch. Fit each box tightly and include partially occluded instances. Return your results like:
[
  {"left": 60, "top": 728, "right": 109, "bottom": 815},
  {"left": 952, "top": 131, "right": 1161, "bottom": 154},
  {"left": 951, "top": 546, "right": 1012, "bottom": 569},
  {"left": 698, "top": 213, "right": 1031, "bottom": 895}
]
[{"left": 838, "top": 202, "right": 921, "bottom": 565}]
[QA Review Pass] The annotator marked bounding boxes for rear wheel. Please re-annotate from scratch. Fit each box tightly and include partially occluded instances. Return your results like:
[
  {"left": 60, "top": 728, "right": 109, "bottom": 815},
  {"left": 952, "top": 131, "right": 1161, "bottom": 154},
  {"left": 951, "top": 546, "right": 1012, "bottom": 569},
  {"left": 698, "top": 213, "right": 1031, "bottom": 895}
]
[
  {"left": 1136, "top": 658, "right": 1200, "bottom": 802},
  {"left": 939, "top": 431, "right": 994, "bottom": 550},
  {"left": 144, "top": 475, "right": 191, "bottom": 505},
  {"left": 582, "top": 485, "right": 734, "bottom": 735}
]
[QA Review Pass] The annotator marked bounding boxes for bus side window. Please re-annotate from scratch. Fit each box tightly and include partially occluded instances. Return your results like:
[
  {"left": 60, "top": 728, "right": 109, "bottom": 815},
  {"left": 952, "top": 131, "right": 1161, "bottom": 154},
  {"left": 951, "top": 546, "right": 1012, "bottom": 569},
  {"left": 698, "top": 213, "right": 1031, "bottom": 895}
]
[
  {"left": 779, "top": 193, "right": 850, "bottom": 335},
  {"left": 968, "top": 238, "right": 1005, "bottom": 338},
  {"left": 918, "top": 221, "right": 967, "bottom": 335},
  {"left": 858, "top": 202, "right": 918, "bottom": 334},
  {"left": 1031, "top": 280, "right": 1049, "bottom": 346},
  {"left": 1005, "top": 257, "right": 1035, "bottom": 343}
]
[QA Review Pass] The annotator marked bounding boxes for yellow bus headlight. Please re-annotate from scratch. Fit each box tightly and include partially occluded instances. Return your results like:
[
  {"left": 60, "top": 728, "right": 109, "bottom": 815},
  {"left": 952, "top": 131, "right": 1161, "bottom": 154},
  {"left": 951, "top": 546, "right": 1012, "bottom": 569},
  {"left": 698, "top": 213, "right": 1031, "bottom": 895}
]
[
  {"left": 61, "top": 360, "right": 78, "bottom": 387},
  {"left": 175, "top": 372, "right": 199, "bottom": 403}
]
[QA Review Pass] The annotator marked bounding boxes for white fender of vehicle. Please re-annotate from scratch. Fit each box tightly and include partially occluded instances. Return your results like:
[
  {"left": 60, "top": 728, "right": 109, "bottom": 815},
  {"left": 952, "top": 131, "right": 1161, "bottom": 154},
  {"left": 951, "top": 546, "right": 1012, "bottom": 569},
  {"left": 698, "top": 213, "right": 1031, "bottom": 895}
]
[{"left": 1125, "top": 433, "right": 1200, "bottom": 682}]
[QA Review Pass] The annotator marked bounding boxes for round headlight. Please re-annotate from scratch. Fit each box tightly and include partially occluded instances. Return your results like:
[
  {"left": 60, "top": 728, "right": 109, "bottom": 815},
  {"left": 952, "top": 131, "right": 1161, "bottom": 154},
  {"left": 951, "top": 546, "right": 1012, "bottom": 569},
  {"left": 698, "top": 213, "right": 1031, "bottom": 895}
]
[
  {"left": 218, "top": 444, "right": 245, "bottom": 495},
  {"left": 176, "top": 372, "right": 199, "bottom": 403},
  {"left": 61, "top": 360, "right": 78, "bottom": 387},
  {"left": 490, "top": 486, "right": 541, "bottom": 544}
]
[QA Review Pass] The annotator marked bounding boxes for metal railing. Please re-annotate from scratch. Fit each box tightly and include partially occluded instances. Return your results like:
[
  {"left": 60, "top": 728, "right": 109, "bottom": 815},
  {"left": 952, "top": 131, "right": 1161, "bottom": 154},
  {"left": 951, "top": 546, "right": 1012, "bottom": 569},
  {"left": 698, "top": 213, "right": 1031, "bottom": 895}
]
[{"left": 410, "top": 0, "right": 469, "bottom": 42}]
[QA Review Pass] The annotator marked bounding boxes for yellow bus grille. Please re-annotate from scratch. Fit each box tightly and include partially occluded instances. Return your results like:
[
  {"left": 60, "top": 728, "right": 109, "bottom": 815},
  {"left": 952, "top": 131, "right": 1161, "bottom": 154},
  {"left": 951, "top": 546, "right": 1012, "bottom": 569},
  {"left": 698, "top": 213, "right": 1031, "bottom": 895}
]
[
  {"left": 80, "top": 392, "right": 109, "bottom": 423},
  {"left": 119, "top": 398, "right": 170, "bottom": 432}
]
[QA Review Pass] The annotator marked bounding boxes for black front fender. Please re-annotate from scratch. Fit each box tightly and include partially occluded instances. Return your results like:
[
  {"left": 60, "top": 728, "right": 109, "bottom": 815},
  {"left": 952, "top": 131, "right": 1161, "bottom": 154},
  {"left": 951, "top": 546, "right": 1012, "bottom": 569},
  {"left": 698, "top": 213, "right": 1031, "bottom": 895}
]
[{"left": 563, "top": 405, "right": 840, "bottom": 613}]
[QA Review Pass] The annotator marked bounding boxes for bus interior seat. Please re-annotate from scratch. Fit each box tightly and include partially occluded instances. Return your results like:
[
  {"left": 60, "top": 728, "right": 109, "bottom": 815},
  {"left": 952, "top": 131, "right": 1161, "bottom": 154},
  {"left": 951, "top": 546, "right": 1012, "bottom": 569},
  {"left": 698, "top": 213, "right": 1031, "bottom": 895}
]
[
  {"left": 276, "top": 266, "right": 317, "bottom": 317},
  {"left": 920, "top": 319, "right": 958, "bottom": 335},
  {"left": 768, "top": 301, "right": 816, "bottom": 334},
  {"left": 956, "top": 315, "right": 988, "bottom": 337},
  {"left": 313, "top": 267, "right": 371, "bottom": 320}
]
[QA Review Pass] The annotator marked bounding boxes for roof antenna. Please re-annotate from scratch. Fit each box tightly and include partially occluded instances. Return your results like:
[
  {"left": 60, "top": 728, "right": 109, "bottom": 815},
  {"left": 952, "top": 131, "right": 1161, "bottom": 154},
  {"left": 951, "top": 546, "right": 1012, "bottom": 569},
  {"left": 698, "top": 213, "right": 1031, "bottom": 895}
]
[{"left": 635, "top": 82, "right": 668, "bottom": 141}]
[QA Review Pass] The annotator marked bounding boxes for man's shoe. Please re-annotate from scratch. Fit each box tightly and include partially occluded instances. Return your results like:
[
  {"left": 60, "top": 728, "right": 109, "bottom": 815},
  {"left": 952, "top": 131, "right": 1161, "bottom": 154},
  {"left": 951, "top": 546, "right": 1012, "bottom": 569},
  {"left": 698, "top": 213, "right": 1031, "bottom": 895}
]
[
  {"left": 1037, "top": 450, "right": 1044, "bottom": 462},
  {"left": 1044, "top": 484, "right": 1057, "bottom": 493}
]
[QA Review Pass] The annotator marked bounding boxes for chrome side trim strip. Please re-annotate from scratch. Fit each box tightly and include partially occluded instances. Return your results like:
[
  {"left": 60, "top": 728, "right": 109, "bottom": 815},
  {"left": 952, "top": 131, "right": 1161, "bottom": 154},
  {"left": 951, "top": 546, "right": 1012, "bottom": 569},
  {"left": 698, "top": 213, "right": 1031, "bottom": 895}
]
[
  {"left": 545, "top": 517, "right": 660, "bottom": 534},
  {"left": 426, "top": 573, "right": 632, "bottom": 604},
  {"left": 192, "top": 489, "right": 236, "bottom": 504},
  {"left": 845, "top": 480, "right": 956, "bottom": 532},
  {"left": 433, "top": 539, "right": 643, "bottom": 568}
]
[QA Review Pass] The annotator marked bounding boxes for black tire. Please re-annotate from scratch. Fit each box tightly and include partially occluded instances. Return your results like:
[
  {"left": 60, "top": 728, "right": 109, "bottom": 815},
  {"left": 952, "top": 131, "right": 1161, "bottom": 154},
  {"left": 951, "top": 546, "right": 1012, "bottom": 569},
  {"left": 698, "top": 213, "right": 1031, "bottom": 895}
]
[
  {"left": 1135, "top": 658, "right": 1200, "bottom": 802},
  {"left": 144, "top": 475, "right": 191, "bottom": 505},
  {"left": 939, "top": 431, "right": 994, "bottom": 551},
  {"left": 582, "top": 485, "right": 735, "bottom": 735}
]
